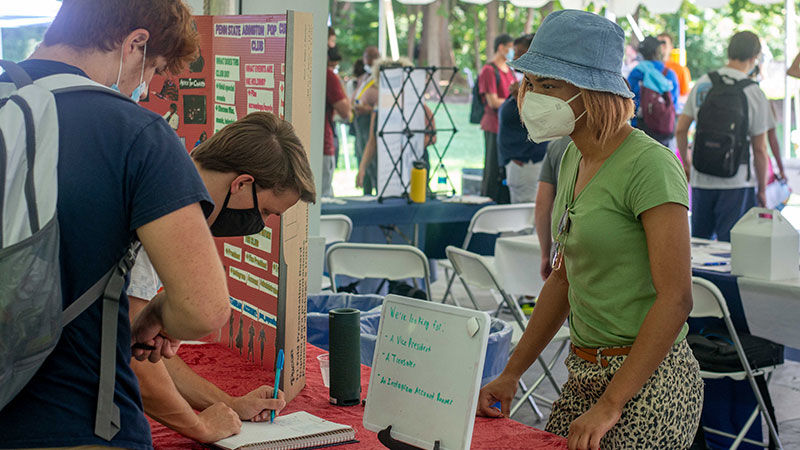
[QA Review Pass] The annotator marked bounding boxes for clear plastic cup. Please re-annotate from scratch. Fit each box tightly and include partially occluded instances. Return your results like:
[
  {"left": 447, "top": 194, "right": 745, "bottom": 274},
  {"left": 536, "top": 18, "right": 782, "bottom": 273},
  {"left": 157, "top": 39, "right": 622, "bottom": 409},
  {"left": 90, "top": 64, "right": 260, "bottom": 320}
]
[{"left": 317, "top": 353, "right": 330, "bottom": 387}]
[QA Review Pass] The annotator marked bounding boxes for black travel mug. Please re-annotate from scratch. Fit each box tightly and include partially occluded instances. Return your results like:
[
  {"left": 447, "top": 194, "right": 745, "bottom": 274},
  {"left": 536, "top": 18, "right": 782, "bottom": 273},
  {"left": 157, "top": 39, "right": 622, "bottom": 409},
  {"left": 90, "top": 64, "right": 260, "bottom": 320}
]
[{"left": 328, "top": 308, "right": 361, "bottom": 406}]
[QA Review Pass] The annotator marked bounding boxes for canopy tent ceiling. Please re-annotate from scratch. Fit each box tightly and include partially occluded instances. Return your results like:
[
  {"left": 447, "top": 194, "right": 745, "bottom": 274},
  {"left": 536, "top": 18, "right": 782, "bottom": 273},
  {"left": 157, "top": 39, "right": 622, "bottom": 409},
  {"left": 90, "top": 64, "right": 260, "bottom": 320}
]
[
  {"left": 341, "top": 0, "right": 782, "bottom": 16},
  {"left": 0, "top": 0, "right": 62, "bottom": 28}
]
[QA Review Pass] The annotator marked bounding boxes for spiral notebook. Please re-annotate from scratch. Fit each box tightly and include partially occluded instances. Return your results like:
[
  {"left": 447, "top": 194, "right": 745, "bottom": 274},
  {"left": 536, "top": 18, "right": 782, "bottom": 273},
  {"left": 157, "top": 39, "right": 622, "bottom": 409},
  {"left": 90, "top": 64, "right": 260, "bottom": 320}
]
[{"left": 213, "top": 411, "right": 356, "bottom": 450}]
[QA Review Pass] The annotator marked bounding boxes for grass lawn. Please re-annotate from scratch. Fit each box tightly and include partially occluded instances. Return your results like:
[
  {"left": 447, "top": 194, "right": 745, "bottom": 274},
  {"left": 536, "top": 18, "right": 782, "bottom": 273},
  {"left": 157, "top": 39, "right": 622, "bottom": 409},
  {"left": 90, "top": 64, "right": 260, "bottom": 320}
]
[{"left": 331, "top": 102, "right": 486, "bottom": 197}]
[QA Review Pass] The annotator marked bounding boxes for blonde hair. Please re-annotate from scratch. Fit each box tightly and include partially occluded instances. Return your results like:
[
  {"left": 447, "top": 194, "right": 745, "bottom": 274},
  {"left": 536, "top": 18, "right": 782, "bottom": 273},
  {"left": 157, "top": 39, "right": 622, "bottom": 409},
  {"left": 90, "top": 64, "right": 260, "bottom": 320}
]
[{"left": 580, "top": 89, "right": 635, "bottom": 145}]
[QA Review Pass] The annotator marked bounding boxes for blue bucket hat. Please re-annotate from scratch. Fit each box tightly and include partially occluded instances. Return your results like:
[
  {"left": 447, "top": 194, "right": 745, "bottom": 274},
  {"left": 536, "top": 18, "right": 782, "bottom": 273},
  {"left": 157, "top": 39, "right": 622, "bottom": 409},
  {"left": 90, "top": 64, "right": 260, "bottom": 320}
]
[{"left": 509, "top": 9, "right": 634, "bottom": 99}]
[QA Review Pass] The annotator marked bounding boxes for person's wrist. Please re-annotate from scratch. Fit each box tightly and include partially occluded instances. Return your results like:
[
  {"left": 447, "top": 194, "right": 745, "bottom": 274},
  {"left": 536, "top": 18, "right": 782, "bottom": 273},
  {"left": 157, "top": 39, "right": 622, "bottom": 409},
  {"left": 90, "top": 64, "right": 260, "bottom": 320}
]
[
  {"left": 178, "top": 414, "right": 211, "bottom": 442},
  {"left": 596, "top": 391, "right": 626, "bottom": 413}
]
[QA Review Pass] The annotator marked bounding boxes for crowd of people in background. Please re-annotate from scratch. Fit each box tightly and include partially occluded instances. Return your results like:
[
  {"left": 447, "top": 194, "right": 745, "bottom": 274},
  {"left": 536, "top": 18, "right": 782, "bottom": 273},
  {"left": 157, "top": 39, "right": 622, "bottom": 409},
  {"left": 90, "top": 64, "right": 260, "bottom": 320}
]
[{"left": 323, "top": 22, "right": 794, "bottom": 248}]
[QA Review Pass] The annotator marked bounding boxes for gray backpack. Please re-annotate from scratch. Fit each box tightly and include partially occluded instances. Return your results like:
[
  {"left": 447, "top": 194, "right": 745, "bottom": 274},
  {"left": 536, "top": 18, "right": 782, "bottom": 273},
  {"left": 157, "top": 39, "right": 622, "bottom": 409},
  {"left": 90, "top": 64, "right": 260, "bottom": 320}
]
[{"left": 0, "top": 60, "right": 140, "bottom": 441}]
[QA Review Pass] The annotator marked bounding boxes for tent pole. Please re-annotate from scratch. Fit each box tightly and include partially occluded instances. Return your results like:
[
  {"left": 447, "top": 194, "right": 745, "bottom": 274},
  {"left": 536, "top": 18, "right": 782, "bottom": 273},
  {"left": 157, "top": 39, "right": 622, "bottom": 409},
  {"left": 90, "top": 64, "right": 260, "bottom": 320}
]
[
  {"left": 379, "top": 0, "right": 387, "bottom": 60},
  {"left": 785, "top": 0, "right": 795, "bottom": 159},
  {"left": 626, "top": 14, "right": 644, "bottom": 42},
  {"left": 679, "top": 17, "right": 686, "bottom": 67},
  {"left": 384, "top": 0, "right": 400, "bottom": 60}
]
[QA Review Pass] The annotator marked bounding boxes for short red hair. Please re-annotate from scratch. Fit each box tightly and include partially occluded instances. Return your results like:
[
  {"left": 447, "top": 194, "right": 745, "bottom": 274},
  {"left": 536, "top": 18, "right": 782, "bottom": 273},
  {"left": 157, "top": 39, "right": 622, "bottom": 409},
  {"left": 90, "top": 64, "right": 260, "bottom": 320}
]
[{"left": 43, "top": 0, "right": 199, "bottom": 75}]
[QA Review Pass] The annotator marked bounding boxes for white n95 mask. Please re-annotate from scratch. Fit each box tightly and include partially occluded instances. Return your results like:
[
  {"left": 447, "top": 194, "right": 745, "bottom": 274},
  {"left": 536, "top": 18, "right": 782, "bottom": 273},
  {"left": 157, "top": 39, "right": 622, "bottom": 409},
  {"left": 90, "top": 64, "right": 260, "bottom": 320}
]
[{"left": 520, "top": 91, "right": 586, "bottom": 143}]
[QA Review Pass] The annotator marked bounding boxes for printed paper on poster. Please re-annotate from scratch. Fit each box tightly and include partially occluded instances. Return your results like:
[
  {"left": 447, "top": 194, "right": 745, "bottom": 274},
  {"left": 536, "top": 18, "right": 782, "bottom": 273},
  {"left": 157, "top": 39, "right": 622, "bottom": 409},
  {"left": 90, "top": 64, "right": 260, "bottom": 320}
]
[
  {"left": 265, "top": 21, "right": 287, "bottom": 38},
  {"left": 214, "top": 103, "right": 238, "bottom": 133},
  {"left": 214, "top": 23, "right": 266, "bottom": 38},
  {"left": 247, "top": 88, "right": 273, "bottom": 114},
  {"left": 251, "top": 39, "right": 265, "bottom": 54},
  {"left": 215, "top": 80, "right": 235, "bottom": 104},
  {"left": 224, "top": 243, "right": 242, "bottom": 262},
  {"left": 244, "top": 64, "right": 274, "bottom": 89},
  {"left": 244, "top": 251, "right": 269, "bottom": 272},
  {"left": 215, "top": 55, "right": 240, "bottom": 81}
]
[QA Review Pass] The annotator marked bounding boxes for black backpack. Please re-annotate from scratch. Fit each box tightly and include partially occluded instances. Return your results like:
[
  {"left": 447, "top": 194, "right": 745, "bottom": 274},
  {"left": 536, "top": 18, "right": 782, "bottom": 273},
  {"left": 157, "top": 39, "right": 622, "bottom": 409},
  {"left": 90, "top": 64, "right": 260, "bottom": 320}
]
[
  {"left": 692, "top": 72, "right": 755, "bottom": 179},
  {"left": 469, "top": 63, "right": 500, "bottom": 124}
]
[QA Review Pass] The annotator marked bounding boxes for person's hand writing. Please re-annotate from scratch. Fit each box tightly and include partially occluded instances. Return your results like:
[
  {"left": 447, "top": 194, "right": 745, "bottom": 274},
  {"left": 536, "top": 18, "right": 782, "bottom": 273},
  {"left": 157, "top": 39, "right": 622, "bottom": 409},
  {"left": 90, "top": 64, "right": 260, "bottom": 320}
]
[
  {"left": 131, "top": 300, "right": 181, "bottom": 363},
  {"left": 229, "top": 386, "right": 287, "bottom": 422},
  {"left": 193, "top": 402, "right": 242, "bottom": 443},
  {"left": 476, "top": 373, "right": 518, "bottom": 418},
  {"left": 567, "top": 398, "right": 622, "bottom": 450}
]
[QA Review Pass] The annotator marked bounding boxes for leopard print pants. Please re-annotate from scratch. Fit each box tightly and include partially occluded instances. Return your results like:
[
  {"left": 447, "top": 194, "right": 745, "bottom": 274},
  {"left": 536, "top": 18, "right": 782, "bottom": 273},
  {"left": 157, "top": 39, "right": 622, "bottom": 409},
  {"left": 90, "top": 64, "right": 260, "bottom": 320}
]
[{"left": 545, "top": 339, "right": 704, "bottom": 449}]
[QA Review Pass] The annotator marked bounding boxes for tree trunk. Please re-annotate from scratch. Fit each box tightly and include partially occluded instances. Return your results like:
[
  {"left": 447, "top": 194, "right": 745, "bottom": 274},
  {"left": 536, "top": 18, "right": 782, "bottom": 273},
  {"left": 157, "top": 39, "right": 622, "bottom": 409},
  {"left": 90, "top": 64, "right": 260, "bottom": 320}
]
[
  {"left": 473, "top": 6, "right": 482, "bottom": 71},
  {"left": 500, "top": 2, "right": 507, "bottom": 34},
  {"left": 539, "top": 1, "right": 555, "bottom": 24},
  {"left": 524, "top": 8, "right": 535, "bottom": 34},
  {"left": 438, "top": 0, "right": 455, "bottom": 68},
  {"left": 407, "top": 5, "right": 419, "bottom": 61},
  {"left": 420, "top": 0, "right": 441, "bottom": 67},
  {"left": 485, "top": 0, "right": 498, "bottom": 62}
]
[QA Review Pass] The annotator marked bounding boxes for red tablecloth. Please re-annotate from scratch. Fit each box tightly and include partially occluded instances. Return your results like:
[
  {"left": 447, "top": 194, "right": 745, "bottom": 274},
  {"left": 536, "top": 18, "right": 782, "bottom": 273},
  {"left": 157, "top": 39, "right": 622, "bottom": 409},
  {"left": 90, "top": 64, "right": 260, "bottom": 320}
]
[{"left": 150, "top": 343, "right": 567, "bottom": 449}]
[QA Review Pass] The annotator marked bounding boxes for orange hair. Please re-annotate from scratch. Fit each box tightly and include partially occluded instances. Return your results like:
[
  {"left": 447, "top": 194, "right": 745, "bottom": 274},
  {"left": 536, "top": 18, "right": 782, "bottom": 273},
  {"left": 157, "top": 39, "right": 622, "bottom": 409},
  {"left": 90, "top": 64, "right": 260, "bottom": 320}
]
[{"left": 43, "top": 0, "right": 199, "bottom": 75}]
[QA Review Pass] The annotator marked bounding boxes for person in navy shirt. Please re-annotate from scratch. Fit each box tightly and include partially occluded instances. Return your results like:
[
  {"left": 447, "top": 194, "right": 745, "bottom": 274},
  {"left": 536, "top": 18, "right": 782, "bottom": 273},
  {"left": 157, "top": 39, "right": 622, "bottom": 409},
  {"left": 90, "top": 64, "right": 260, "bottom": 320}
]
[
  {"left": 497, "top": 34, "right": 548, "bottom": 204},
  {"left": 0, "top": 1, "right": 231, "bottom": 449}
]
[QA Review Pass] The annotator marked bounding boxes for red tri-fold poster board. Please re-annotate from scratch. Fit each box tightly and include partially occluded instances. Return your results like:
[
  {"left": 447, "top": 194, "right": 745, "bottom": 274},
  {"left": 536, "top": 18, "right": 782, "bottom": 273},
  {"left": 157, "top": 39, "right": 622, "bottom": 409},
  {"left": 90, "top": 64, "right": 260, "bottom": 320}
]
[{"left": 141, "top": 12, "right": 313, "bottom": 402}]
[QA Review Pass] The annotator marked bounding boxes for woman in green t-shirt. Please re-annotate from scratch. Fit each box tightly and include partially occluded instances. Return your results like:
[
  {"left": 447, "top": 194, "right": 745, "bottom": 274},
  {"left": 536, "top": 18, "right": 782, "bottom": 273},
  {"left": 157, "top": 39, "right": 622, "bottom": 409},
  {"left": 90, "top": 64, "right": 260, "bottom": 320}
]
[{"left": 477, "top": 10, "right": 702, "bottom": 450}]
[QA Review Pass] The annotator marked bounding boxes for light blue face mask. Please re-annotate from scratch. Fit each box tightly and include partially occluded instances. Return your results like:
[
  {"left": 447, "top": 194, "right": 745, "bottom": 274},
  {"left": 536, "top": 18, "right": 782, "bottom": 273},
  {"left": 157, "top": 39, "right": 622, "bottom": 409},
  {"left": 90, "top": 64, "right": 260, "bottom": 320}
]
[
  {"left": 110, "top": 43, "right": 147, "bottom": 103},
  {"left": 506, "top": 47, "right": 515, "bottom": 61}
]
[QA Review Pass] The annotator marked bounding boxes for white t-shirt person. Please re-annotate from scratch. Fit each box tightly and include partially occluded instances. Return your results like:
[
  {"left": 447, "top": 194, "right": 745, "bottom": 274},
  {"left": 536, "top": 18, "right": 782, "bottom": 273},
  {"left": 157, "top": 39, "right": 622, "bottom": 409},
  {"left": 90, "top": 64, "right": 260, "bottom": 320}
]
[
  {"left": 682, "top": 66, "right": 772, "bottom": 189},
  {"left": 127, "top": 250, "right": 162, "bottom": 301},
  {"left": 163, "top": 110, "right": 179, "bottom": 131}
]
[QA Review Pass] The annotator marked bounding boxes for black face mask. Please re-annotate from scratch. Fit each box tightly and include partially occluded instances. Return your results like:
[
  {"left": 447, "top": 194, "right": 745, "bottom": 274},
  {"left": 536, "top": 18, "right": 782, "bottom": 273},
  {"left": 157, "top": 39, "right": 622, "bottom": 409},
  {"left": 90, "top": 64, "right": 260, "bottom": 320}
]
[{"left": 209, "top": 183, "right": 264, "bottom": 237}]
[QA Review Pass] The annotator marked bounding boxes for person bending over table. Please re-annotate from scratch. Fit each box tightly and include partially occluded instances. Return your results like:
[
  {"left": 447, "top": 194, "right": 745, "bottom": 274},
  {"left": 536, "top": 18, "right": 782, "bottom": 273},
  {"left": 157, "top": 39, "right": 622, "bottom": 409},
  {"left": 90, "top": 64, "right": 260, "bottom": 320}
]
[
  {"left": 477, "top": 10, "right": 702, "bottom": 450},
  {"left": 127, "top": 112, "right": 316, "bottom": 442}
]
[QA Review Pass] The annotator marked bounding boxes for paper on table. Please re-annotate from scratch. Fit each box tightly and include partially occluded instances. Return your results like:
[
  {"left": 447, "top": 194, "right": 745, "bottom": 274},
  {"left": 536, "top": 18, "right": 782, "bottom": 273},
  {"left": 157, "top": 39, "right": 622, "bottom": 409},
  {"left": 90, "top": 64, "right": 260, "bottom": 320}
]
[
  {"left": 214, "top": 411, "right": 354, "bottom": 450},
  {"left": 440, "top": 195, "right": 493, "bottom": 204}
]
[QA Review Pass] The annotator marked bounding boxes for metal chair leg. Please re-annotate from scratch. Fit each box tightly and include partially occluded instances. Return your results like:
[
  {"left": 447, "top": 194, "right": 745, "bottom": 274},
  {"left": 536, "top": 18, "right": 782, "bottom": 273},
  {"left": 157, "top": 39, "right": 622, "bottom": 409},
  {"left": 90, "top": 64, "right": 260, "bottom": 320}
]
[
  {"left": 440, "top": 270, "right": 457, "bottom": 304},
  {"left": 517, "top": 378, "right": 544, "bottom": 422},
  {"left": 458, "top": 277, "right": 480, "bottom": 310}
]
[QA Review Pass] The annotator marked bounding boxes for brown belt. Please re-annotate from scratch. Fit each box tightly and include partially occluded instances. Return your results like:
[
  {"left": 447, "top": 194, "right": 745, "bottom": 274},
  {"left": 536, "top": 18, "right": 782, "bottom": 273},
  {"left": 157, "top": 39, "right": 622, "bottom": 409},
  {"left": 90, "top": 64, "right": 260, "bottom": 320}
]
[{"left": 571, "top": 343, "right": 632, "bottom": 367}]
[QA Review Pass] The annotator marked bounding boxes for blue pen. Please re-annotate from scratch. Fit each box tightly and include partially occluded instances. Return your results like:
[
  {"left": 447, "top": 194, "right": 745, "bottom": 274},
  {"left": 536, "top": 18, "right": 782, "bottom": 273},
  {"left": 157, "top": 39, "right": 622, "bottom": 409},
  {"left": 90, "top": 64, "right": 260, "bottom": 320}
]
[
  {"left": 270, "top": 349, "right": 284, "bottom": 423},
  {"left": 702, "top": 261, "right": 728, "bottom": 266}
]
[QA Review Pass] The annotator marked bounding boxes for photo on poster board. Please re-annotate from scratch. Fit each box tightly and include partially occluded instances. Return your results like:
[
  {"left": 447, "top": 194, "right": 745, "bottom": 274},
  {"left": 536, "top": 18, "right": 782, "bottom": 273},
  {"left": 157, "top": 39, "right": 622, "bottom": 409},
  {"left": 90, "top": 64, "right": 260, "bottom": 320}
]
[
  {"left": 363, "top": 295, "right": 490, "bottom": 450},
  {"left": 184, "top": 95, "right": 207, "bottom": 124}
]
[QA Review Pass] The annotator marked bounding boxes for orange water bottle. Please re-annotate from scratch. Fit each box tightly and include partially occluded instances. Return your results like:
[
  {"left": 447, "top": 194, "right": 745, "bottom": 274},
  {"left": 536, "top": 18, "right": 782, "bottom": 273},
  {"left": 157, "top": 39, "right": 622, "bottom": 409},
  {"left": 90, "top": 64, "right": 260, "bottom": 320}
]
[{"left": 410, "top": 161, "right": 427, "bottom": 203}]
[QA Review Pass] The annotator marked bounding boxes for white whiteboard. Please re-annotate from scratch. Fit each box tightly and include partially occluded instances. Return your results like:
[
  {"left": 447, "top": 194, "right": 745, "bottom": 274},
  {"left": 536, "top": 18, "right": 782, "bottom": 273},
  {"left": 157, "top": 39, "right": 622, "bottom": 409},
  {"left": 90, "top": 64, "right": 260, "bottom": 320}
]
[
  {"left": 376, "top": 68, "right": 426, "bottom": 198},
  {"left": 363, "top": 295, "right": 490, "bottom": 450}
]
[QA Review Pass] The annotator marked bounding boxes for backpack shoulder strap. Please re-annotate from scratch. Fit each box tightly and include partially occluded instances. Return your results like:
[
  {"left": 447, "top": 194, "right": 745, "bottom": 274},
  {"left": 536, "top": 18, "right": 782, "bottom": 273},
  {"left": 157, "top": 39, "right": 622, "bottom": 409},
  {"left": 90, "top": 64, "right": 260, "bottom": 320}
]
[
  {"left": 490, "top": 63, "right": 501, "bottom": 91},
  {"left": 61, "top": 240, "right": 141, "bottom": 441},
  {"left": 734, "top": 77, "right": 757, "bottom": 91},
  {"left": 0, "top": 60, "right": 33, "bottom": 89},
  {"left": 708, "top": 71, "right": 723, "bottom": 87},
  {"left": 34, "top": 74, "right": 136, "bottom": 103}
]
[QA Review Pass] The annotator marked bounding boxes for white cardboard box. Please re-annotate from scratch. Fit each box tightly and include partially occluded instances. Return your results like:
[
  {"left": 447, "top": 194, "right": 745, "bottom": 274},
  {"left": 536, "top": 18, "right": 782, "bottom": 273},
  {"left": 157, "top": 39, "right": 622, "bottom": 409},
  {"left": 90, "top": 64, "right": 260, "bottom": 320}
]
[{"left": 731, "top": 207, "right": 800, "bottom": 281}]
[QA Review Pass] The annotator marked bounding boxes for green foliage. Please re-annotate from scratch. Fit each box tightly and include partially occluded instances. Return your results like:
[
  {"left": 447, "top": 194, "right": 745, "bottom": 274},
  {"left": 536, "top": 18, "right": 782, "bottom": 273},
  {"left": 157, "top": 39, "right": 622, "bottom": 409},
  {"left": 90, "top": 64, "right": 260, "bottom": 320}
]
[
  {"left": 330, "top": 0, "right": 794, "bottom": 88},
  {"left": 1, "top": 25, "right": 49, "bottom": 62}
]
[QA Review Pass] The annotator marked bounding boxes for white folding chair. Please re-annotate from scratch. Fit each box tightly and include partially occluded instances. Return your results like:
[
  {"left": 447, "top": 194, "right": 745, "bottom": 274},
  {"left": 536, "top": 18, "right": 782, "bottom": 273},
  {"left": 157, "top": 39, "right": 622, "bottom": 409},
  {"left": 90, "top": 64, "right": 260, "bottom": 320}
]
[
  {"left": 320, "top": 214, "right": 353, "bottom": 245},
  {"left": 446, "top": 246, "right": 568, "bottom": 422},
  {"left": 327, "top": 243, "right": 432, "bottom": 297},
  {"left": 440, "top": 203, "right": 535, "bottom": 305},
  {"left": 690, "top": 277, "right": 783, "bottom": 450}
]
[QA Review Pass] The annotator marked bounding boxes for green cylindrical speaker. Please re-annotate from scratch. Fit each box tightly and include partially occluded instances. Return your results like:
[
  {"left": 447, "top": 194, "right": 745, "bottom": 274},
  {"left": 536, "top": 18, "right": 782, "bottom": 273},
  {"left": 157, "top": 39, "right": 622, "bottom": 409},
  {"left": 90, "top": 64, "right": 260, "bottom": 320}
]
[{"left": 328, "top": 308, "right": 361, "bottom": 406}]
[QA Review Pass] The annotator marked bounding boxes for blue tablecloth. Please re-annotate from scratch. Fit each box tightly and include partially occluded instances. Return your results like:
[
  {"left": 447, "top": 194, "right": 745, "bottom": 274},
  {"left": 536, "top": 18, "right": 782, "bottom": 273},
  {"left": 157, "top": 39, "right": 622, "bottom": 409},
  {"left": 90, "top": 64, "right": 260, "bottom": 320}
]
[{"left": 321, "top": 198, "right": 496, "bottom": 259}]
